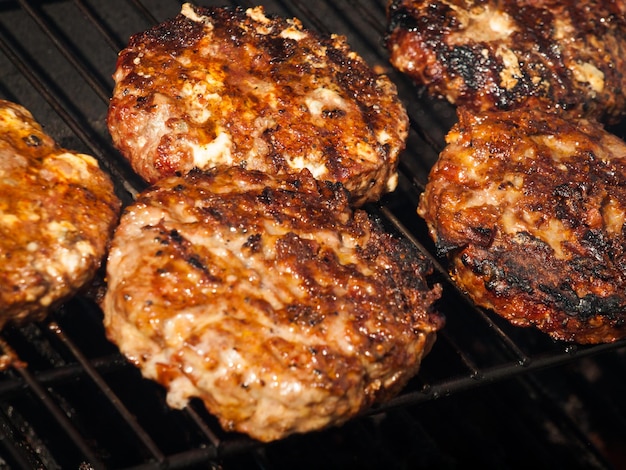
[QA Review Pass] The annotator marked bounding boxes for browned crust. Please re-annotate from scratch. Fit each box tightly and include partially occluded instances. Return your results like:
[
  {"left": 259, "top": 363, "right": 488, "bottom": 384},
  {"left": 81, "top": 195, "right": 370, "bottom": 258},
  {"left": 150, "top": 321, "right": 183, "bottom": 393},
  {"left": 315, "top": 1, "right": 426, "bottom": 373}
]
[
  {"left": 0, "top": 100, "right": 121, "bottom": 326},
  {"left": 418, "top": 107, "right": 626, "bottom": 344},
  {"left": 108, "top": 4, "right": 408, "bottom": 205},
  {"left": 103, "top": 166, "right": 443, "bottom": 440},
  {"left": 386, "top": 0, "right": 626, "bottom": 123}
]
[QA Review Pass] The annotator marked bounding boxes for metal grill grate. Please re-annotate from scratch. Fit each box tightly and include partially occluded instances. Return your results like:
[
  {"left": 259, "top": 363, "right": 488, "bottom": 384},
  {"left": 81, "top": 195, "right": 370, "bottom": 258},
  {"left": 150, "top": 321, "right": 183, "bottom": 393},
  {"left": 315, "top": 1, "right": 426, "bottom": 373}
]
[{"left": 1, "top": 1, "right": 625, "bottom": 468}]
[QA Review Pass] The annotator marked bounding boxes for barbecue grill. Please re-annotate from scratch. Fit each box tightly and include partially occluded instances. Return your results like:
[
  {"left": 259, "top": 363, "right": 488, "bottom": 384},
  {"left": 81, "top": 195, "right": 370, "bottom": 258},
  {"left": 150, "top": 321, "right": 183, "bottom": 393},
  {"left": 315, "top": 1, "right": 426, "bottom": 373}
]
[{"left": 1, "top": 1, "right": 626, "bottom": 469}]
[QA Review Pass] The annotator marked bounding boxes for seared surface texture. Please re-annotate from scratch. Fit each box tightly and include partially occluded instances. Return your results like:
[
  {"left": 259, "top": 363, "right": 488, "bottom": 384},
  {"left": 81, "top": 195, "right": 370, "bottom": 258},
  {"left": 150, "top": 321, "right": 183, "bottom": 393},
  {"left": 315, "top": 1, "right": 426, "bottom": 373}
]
[
  {"left": 386, "top": 0, "right": 626, "bottom": 123},
  {"left": 102, "top": 166, "right": 443, "bottom": 442},
  {"left": 108, "top": 3, "right": 408, "bottom": 206},
  {"left": 0, "top": 100, "right": 121, "bottom": 327},
  {"left": 418, "top": 107, "right": 626, "bottom": 344}
]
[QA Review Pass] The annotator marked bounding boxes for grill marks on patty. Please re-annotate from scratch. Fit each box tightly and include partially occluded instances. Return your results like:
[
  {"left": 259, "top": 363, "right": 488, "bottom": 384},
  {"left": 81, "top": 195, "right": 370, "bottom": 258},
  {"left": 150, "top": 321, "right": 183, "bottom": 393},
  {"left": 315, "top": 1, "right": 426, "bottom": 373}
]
[
  {"left": 418, "top": 107, "right": 626, "bottom": 344},
  {"left": 385, "top": 0, "right": 626, "bottom": 123},
  {"left": 102, "top": 167, "right": 443, "bottom": 442},
  {"left": 108, "top": 3, "right": 409, "bottom": 206}
]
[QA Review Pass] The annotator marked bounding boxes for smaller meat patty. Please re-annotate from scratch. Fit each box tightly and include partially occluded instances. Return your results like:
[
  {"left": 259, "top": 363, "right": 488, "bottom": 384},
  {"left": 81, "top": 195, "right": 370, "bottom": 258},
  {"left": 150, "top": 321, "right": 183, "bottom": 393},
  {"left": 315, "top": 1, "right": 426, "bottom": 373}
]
[
  {"left": 386, "top": 0, "right": 626, "bottom": 124},
  {"left": 418, "top": 107, "right": 626, "bottom": 344},
  {"left": 102, "top": 166, "right": 443, "bottom": 442},
  {"left": 0, "top": 100, "right": 121, "bottom": 327},
  {"left": 108, "top": 3, "right": 409, "bottom": 206}
]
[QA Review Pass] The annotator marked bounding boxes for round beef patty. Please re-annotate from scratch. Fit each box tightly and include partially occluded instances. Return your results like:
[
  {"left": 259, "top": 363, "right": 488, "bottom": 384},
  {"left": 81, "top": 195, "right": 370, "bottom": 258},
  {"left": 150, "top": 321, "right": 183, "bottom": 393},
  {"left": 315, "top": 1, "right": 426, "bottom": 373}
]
[
  {"left": 0, "top": 100, "right": 121, "bottom": 327},
  {"left": 102, "top": 166, "right": 443, "bottom": 442},
  {"left": 418, "top": 106, "right": 626, "bottom": 344},
  {"left": 108, "top": 3, "right": 409, "bottom": 206},
  {"left": 386, "top": 0, "right": 626, "bottom": 124}
]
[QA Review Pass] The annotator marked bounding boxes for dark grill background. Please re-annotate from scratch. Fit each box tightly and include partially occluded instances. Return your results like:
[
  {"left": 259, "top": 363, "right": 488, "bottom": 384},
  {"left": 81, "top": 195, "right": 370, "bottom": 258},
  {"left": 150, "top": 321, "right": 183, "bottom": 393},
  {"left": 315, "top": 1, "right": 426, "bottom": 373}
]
[{"left": 1, "top": 1, "right": 625, "bottom": 469}]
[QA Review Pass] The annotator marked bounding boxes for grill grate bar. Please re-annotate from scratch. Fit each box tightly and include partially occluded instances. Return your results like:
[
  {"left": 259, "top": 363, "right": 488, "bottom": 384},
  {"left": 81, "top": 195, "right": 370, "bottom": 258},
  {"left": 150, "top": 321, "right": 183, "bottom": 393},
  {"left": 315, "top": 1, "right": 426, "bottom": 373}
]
[
  {"left": 17, "top": 0, "right": 111, "bottom": 104},
  {"left": 284, "top": 0, "right": 331, "bottom": 36},
  {"left": 126, "top": 0, "right": 161, "bottom": 26},
  {"left": 183, "top": 405, "right": 222, "bottom": 448},
  {"left": 378, "top": 337, "right": 626, "bottom": 413},
  {"left": 521, "top": 374, "right": 614, "bottom": 469},
  {"left": 0, "top": 402, "right": 55, "bottom": 468},
  {"left": 71, "top": 0, "right": 128, "bottom": 52},
  {"left": 345, "top": 0, "right": 387, "bottom": 37},
  {"left": 10, "top": 361, "right": 106, "bottom": 467},
  {"left": 46, "top": 321, "right": 168, "bottom": 465},
  {"left": 0, "top": 353, "right": 126, "bottom": 397}
]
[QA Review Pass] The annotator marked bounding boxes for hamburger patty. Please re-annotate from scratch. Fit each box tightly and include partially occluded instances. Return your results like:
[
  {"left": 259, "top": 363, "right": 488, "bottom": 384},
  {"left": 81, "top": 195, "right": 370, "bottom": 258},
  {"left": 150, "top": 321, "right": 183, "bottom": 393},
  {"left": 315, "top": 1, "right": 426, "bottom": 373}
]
[
  {"left": 102, "top": 166, "right": 443, "bottom": 442},
  {"left": 418, "top": 107, "right": 626, "bottom": 344},
  {"left": 0, "top": 100, "right": 121, "bottom": 327},
  {"left": 385, "top": 0, "right": 626, "bottom": 123},
  {"left": 108, "top": 3, "right": 409, "bottom": 206}
]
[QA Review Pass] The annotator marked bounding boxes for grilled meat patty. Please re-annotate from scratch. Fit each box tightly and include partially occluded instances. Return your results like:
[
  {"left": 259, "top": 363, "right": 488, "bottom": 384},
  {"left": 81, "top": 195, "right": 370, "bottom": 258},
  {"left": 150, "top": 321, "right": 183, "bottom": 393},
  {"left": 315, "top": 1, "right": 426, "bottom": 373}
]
[
  {"left": 386, "top": 0, "right": 626, "bottom": 123},
  {"left": 0, "top": 100, "right": 121, "bottom": 327},
  {"left": 108, "top": 3, "right": 409, "bottom": 206},
  {"left": 418, "top": 107, "right": 626, "bottom": 344},
  {"left": 102, "top": 166, "right": 443, "bottom": 442}
]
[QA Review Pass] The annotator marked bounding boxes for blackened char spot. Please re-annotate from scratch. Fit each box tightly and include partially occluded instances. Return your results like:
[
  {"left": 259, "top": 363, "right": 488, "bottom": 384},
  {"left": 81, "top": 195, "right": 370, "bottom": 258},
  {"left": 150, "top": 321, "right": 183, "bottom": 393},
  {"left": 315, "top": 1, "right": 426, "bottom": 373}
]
[
  {"left": 471, "top": 226, "right": 494, "bottom": 245},
  {"left": 553, "top": 182, "right": 585, "bottom": 223},
  {"left": 538, "top": 284, "right": 624, "bottom": 320},
  {"left": 258, "top": 187, "right": 273, "bottom": 205},
  {"left": 581, "top": 229, "right": 612, "bottom": 259},
  {"left": 206, "top": 207, "right": 224, "bottom": 220},
  {"left": 187, "top": 255, "right": 205, "bottom": 270},
  {"left": 445, "top": 46, "right": 489, "bottom": 91},
  {"left": 133, "top": 10, "right": 205, "bottom": 50},
  {"left": 285, "top": 304, "right": 324, "bottom": 327},
  {"left": 23, "top": 134, "right": 42, "bottom": 147},
  {"left": 243, "top": 233, "right": 262, "bottom": 253},
  {"left": 262, "top": 35, "right": 297, "bottom": 64},
  {"left": 462, "top": 252, "right": 534, "bottom": 295},
  {"left": 387, "top": 2, "right": 453, "bottom": 34},
  {"left": 322, "top": 108, "right": 346, "bottom": 119},
  {"left": 169, "top": 229, "right": 183, "bottom": 244},
  {"left": 386, "top": 5, "right": 420, "bottom": 32},
  {"left": 162, "top": 225, "right": 221, "bottom": 282}
]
